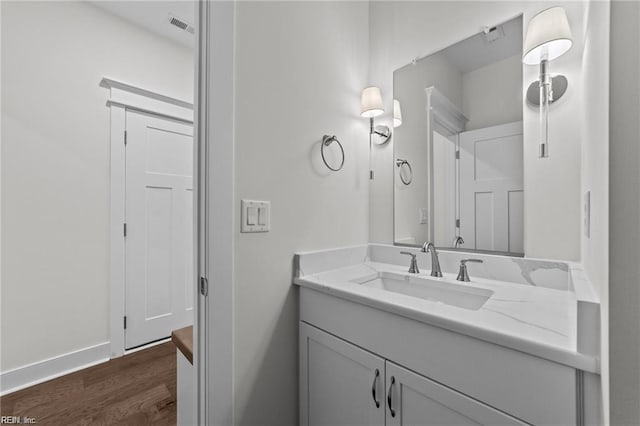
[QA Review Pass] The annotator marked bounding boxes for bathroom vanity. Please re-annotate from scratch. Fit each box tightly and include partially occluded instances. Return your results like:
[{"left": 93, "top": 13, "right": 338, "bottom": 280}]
[{"left": 294, "top": 244, "right": 600, "bottom": 425}]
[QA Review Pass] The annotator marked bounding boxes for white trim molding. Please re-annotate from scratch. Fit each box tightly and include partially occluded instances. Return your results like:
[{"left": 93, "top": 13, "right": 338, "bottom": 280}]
[
  {"left": 425, "top": 86, "right": 468, "bottom": 136},
  {"left": 100, "top": 77, "right": 194, "bottom": 124},
  {"left": 0, "top": 342, "right": 110, "bottom": 396},
  {"left": 104, "top": 77, "right": 194, "bottom": 359}
]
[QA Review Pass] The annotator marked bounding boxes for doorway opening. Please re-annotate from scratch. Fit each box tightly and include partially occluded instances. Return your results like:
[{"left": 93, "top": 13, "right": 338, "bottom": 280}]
[{"left": 105, "top": 78, "right": 195, "bottom": 356}]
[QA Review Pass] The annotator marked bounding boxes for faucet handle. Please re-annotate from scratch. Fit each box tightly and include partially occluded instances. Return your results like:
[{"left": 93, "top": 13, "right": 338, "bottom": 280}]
[
  {"left": 399, "top": 252, "right": 420, "bottom": 274},
  {"left": 457, "top": 259, "right": 483, "bottom": 282}
]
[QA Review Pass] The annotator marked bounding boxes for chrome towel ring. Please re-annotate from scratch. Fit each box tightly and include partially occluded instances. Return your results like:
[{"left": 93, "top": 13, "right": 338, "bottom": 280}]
[
  {"left": 321, "top": 135, "right": 344, "bottom": 172},
  {"left": 396, "top": 159, "right": 412, "bottom": 185}
]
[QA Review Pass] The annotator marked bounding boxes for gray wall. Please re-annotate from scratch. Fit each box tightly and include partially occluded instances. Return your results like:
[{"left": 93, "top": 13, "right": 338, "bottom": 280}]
[
  {"left": 233, "top": 2, "right": 370, "bottom": 424},
  {"left": 609, "top": 1, "right": 640, "bottom": 424}
]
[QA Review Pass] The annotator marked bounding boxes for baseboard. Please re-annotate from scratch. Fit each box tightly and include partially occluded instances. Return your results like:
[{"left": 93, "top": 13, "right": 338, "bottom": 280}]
[{"left": 0, "top": 342, "right": 110, "bottom": 396}]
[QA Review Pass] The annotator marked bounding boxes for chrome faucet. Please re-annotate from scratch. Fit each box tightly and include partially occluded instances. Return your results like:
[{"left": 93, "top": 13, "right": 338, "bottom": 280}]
[
  {"left": 400, "top": 252, "right": 420, "bottom": 274},
  {"left": 456, "top": 259, "right": 483, "bottom": 282},
  {"left": 452, "top": 236, "right": 465, "bottom": 249},
  {"left": 421, "top": 242, "right": 442, "bottom": 277}
]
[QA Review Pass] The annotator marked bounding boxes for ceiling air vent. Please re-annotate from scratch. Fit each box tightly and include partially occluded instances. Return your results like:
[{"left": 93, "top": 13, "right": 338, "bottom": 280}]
[{"left": 168, "top": 14, "right": 195, "bottom": 35}]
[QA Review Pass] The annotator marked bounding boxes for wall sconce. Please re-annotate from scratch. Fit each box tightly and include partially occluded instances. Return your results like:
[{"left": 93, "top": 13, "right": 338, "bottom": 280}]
[
  {"left": 361, "top": 86, "right": 391, "bottom": 179},
  {"left": 393, "top": 99, "right": 403, "bottom": 128},
  {"left": 361, "top": 86, "right": 392, "bottom": 145},
  {"left": 523, "top": 6, "right": 573, "bottom": 158}
]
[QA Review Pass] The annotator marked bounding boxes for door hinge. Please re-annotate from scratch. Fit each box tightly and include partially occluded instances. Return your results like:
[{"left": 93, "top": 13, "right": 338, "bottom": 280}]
[
  {"left": 200, "top": 277, "right": 209, "bottom": 297},
  {"left": 124, "top": 316, "right": 127, "bottom": 329},
  {"left": 124, "top": 130, "right": 128, "bottom": 145},
  {"left": 123, "top": 223, "right": 127, "bottom": 237},
  {"left": 456, "top": 219, "right": 460, "bottom": 228},
  {"left": 455, "top": 150, "right": 460, "bottom": 159}
]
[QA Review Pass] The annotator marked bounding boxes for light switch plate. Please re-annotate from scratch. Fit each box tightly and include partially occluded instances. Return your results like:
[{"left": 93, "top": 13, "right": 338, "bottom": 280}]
[{"left": 241, "top": 200, "right": 270, "bottom": 233}]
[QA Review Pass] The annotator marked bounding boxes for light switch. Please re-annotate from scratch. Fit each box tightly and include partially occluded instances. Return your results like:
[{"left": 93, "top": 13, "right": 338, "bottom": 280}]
[
  {"left": 247, "top": 207, "right": 258, "bottom": 226},
  {"left": 241, "top": 200, "right": 270, "bottom": 233},
  {"left": 258, "top": 207, "right": 267, "bottom": 226}
]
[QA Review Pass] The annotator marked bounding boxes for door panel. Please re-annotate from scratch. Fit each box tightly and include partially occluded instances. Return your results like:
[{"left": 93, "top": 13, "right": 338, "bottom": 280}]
[
  {"left": 385, "top": 361, "right": 525, "bottom": 426},
  {"left": 459, "top": 121, "right": 523, "bottom": 254},
  {"left": 144, "top": 185, "right": 173, "bottom": 319},
  {"left": 300, "top": 323, "right": 385, "bottom": 426},
  {"left": 125, "top": 110, "right": 194, "bottom": 349}
]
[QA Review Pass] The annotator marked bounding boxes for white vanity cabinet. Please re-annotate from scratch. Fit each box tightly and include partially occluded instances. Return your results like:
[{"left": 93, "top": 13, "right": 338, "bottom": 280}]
[
  {"left": 300, "top": 323, "right": 385, "bottom": 425},
  {"left": 298, "top": 286, "right": 598, "bottom": 425},
  {"left": 384, "top": 361, "right": 524, "bottom": 426},
  {"left": 301, "top": 322, "right": 525, "bottom": 426},
  {"left": 295, "top": 245, "right": 601, "bottom": 425}
]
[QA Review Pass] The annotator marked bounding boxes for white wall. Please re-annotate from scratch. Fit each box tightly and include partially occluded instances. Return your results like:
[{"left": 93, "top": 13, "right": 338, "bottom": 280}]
[
  {"left": 233, "top": 2, "right": 369, "bottom": 424},
  {"left": 1, "top": 1, "right": 193, "bottom": 372},
  {"left": 369, "top": 1, "right": 586, "bottom": 262},
  {"left": 521, "top": 2, "right": 584, "bottom": 261},
  {"left": 609, "top": 1, "right": 640, "bottom": 425},
  {"left": 579, "top": 1, "right": 610, "bottom": 423},
  {"left": 463, "top": 54, "right": 523, "bottom": 131}
]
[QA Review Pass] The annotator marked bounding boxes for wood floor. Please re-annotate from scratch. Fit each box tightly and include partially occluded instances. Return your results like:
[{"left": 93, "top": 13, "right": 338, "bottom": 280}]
[{"left": 0, "top": 342, "right": 176, "bottom": 425}]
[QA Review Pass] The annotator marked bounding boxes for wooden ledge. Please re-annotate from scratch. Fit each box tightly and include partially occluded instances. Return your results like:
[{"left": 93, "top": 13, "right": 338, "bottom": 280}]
[{"left": 171, "top": 326, "right": 193, "bottom": 365}]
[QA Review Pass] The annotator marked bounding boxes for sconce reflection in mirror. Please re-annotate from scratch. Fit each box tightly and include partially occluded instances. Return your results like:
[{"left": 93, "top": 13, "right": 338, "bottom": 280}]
[
  {"left": 393, "top": 99, "right": 403, "bottom": 128},
  {"left": 396, "top": 159, "right": 412, "bottom": 185},
  {"left": 321, "top": 135, "right": 344, "bottom": 172},
  {"left": 523, "top": 6, "right": 573, "bottom": 158}
]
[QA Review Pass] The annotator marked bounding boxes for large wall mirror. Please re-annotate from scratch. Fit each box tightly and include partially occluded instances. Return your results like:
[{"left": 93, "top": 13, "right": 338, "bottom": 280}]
[{"left": 393, "top": 16, "right": 524, "bottom": 256}]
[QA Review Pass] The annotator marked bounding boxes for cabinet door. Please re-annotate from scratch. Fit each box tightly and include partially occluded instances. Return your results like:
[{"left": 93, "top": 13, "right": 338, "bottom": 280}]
[
  {"left": 385, "top": 362, "right": 526, "bottom": 426},
  {"left": 300, "top": 323, "right": 385, "bottom": 426}
]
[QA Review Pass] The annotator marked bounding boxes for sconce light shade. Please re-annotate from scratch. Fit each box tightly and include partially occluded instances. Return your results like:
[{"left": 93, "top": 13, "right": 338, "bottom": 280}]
[
  {"left": 523, "top": 7, "right": 573, "bottom": 65},
  {"left": 393, "top": 99, "right": 403, "bottom": 128},
  {"left": 360, "top": 86, "right": 384, "bottom": 118}
]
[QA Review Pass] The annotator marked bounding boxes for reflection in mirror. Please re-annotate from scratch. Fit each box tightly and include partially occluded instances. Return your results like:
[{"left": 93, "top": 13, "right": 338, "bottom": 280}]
[{"left": 393, "top": 16, "right": 524, "bottom": 256}]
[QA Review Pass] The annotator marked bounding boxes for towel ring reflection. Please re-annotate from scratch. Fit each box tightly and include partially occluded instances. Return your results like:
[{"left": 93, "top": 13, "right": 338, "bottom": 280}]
[
  {"left": 396, "top": 159, "right": 412, "bottom": 185},
  {"left": 321, "top": 135, "right": 344, "bottom": 172}
]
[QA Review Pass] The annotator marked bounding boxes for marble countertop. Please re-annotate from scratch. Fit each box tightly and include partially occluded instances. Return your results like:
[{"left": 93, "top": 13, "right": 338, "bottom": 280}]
[{"left": 294, "top": 248, "right": 600, "bottom": 373}]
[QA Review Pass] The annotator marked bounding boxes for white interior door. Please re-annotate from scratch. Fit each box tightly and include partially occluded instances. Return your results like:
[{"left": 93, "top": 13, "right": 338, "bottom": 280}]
[
  {"left": 459, "top": 121, "right": 523, "bottom": 254},
  {"left": 125, "top": 110, "right": 194, "bottom": 349}
]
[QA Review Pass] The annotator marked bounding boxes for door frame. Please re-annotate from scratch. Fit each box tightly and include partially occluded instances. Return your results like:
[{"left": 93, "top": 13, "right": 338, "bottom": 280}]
[
  {"left": 104, "top": 77, "right": 194, "bottom": 359},
  {"left": 197, "top": 2, "right": 236, "bottom": 424}
]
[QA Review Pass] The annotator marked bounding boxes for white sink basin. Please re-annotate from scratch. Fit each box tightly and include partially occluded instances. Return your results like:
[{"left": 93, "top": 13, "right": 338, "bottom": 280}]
[{"left": 351, "top": 272, "right": 493, "bottom": 311}]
